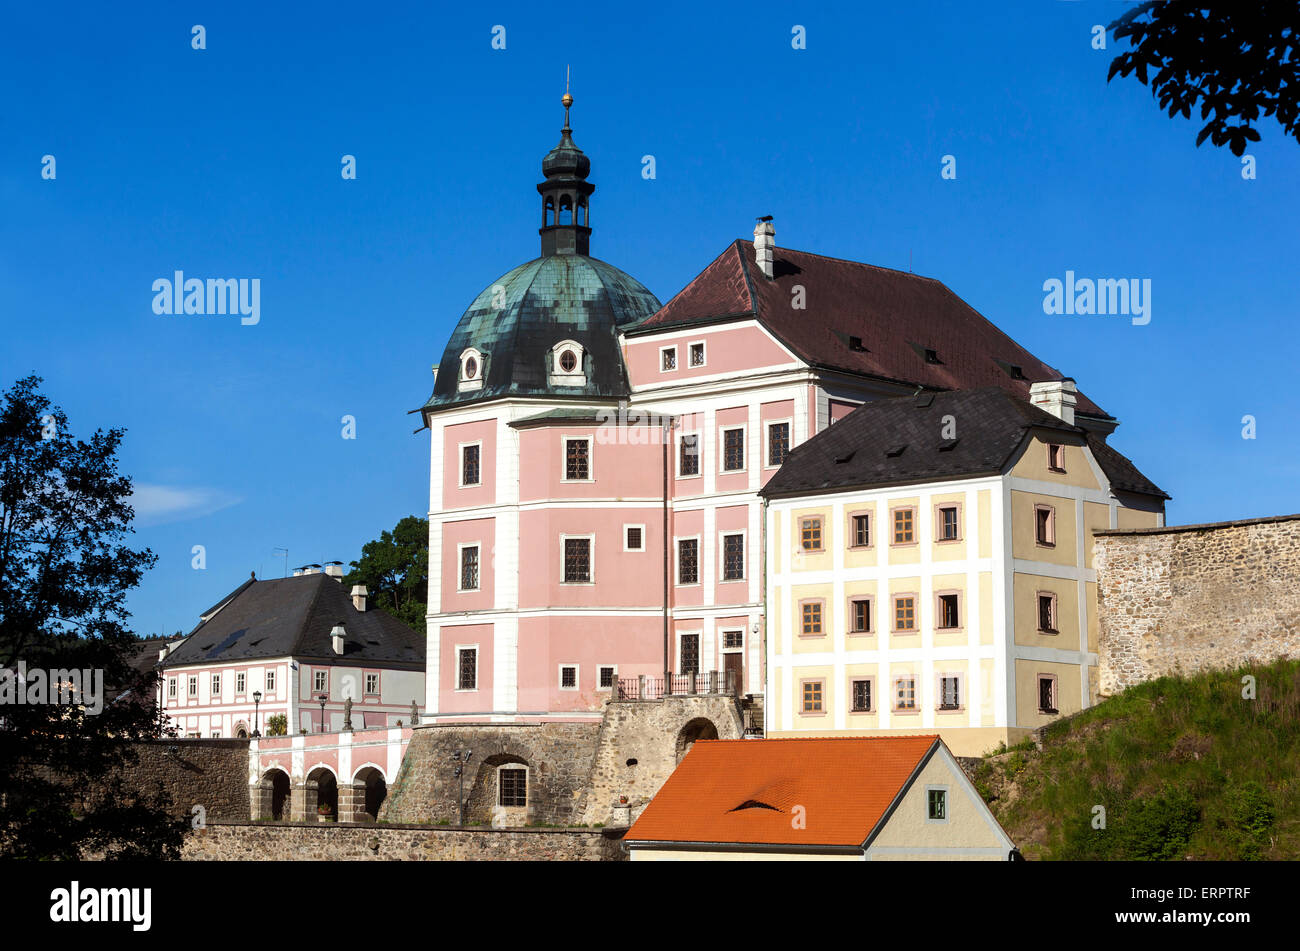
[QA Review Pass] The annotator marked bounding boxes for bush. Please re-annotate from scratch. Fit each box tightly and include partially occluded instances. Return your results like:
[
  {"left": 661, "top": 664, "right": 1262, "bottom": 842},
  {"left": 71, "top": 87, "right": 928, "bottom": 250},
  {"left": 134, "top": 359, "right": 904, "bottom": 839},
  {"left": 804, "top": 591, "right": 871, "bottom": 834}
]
[
  {"left": 1224, "top": 781, "right": 1275, "bottom": 860},
  {"left": 1120, "top": 787, "right": 1200, "bottom": 861}
]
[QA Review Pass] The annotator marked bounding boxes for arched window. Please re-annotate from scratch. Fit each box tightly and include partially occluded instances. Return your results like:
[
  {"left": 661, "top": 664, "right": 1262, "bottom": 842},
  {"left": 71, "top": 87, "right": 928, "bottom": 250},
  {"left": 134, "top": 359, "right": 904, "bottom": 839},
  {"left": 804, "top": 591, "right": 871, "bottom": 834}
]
[
  {"left": 559, "top": 194, "right": 573, "bottom": 226},
  {"left": 578, "top": 198, "right": 588, "bottom": 227},
  {"left": 544, "top": 196, "right": 555, "bottom": 228},
  {"left": 459, "top": 348, "right": 484, "bottom": 392}
]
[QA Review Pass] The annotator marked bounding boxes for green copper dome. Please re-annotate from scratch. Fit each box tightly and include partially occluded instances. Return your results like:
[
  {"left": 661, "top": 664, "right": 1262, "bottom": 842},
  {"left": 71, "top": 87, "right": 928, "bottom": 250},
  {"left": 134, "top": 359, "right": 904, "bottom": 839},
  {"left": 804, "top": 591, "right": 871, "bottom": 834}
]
[{"left": 424, "top": 254, "right": 662, "bottom": 409}]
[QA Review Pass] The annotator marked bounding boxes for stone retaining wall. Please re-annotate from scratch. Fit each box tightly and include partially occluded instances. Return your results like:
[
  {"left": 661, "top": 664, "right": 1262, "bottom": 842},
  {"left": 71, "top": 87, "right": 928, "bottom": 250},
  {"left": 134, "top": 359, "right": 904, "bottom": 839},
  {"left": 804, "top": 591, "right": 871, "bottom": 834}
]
[{"left": 182, "top": 821, "right": 626, "bottom": 861}]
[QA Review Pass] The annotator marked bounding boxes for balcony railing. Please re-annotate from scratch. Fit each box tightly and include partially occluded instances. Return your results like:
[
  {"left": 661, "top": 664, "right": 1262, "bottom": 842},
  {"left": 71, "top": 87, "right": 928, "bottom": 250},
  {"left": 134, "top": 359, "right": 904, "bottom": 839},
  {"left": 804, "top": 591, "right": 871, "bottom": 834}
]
[{"left": 615, "top": 670, "right": 740, "bottom": 701}]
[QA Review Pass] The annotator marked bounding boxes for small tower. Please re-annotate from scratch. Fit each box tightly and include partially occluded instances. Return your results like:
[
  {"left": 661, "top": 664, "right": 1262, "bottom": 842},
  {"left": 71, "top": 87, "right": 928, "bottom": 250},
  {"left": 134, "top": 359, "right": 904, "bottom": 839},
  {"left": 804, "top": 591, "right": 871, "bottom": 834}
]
[{"left": 538, "top": 73, "right": 594, "bottom": 256}]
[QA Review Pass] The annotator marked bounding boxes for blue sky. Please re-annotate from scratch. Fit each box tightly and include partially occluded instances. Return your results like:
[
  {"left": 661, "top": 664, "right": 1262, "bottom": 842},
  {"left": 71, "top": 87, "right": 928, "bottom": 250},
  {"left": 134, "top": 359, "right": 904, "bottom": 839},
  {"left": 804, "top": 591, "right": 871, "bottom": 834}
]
[{"left": 2, "top": 2, "right": 1296, "bottom": 636}]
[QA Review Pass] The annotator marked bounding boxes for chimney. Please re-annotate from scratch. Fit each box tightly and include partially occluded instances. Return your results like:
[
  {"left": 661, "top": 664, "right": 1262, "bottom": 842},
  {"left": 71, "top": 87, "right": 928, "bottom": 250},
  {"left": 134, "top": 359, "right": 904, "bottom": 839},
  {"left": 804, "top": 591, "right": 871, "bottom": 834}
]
[
  {"left": 331, "top": 624, "right": 346, "bottom": 656},
  {"left": 351, "top": 585, "right": 368, "bottom": 612},
  {"left": 324, "top": 562, "right": 344, "bottom": 581},
  {"left": 753, "top": 217, "right": 774, "bottom": 279},
  {"left": 1029, "top": 379, "right": 1078, "bottom": 426}
]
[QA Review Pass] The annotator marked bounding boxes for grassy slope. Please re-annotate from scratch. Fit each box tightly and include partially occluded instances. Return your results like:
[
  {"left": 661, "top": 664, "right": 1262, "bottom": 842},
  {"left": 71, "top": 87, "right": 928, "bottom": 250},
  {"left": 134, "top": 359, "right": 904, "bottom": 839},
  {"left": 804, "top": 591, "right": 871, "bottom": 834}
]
[{"left": 973, "top": 659, "right": 1300, "bottom": 860}]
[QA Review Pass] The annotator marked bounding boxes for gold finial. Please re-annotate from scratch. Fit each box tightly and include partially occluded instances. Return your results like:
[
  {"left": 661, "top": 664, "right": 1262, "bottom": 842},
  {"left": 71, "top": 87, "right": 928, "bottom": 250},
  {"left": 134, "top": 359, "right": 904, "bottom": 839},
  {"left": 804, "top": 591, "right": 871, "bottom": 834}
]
[{"left": 562, "top": 65, "right": 573, "bottom": 129}]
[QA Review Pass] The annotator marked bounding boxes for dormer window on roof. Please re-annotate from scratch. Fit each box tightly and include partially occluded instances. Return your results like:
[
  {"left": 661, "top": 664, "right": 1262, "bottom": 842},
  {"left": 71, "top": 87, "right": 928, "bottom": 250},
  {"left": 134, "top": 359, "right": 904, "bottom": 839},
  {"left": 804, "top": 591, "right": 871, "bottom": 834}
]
[
  {"left": 548, "top": 340, "right": 587, "bottom": 386},
  {"left": 848, "top": 335, "right": 867, "bottom": 352},
  {"left": 459, "top": 348, "right": 484, "bottom": 392}
]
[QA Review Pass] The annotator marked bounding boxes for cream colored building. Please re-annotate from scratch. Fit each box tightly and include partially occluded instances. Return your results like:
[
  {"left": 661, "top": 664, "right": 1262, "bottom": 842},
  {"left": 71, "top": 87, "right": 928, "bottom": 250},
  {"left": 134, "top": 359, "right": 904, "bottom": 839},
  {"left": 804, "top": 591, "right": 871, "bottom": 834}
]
[{"left": 760, "top": 383, "right": 1167, "bottom": 756}]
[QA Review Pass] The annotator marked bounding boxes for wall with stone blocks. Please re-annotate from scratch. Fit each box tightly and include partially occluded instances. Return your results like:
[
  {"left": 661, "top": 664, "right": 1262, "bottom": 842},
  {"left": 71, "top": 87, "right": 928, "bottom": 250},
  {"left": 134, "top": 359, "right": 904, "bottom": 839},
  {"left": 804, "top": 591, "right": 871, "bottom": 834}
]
[
  {"left": 1095, "top": 515, "right": 1300, "bottom": 695},
  {"left": 181, "top": 821, "right": 626, "bottom": 861}
]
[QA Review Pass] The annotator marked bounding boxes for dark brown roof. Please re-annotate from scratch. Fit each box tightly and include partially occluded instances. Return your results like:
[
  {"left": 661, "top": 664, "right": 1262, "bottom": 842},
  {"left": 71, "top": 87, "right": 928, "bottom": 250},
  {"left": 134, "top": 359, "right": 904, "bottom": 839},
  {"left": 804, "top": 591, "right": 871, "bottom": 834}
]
[
  {"left": 160, "top": 574, "right": 424, "bottom": 670},
  {"left": 629, "top": 241, "right": 1111, "bottom": 421},
  {"left": 759, "top": 388, "right": 1167, "bottom": 500}
]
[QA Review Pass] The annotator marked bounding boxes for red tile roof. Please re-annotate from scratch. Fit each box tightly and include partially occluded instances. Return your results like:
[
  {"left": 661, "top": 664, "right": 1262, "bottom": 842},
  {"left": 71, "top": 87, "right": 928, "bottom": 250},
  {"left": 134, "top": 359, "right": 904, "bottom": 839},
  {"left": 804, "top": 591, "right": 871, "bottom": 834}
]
[
  {"left": 625, "top": 735, "right": 941, "bottom": 848},
  {"left": 630, "top": 241, "right": 1110, "bottom": 420}
]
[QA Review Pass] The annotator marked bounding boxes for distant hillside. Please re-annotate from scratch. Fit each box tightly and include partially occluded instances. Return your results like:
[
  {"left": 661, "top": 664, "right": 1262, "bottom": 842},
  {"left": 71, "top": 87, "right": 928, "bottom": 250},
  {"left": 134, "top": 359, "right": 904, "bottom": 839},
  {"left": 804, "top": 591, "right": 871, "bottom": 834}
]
[{"left": 973, "top": 659, "right": 1300, "bottom": 860}]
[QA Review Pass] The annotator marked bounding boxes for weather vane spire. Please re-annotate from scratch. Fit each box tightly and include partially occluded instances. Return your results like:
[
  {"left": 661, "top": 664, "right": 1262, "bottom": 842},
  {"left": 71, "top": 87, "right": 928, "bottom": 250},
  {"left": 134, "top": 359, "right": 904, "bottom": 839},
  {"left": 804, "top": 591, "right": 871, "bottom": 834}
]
[{"left": 562, "top": 65, "right": 573, "bottom": 131}]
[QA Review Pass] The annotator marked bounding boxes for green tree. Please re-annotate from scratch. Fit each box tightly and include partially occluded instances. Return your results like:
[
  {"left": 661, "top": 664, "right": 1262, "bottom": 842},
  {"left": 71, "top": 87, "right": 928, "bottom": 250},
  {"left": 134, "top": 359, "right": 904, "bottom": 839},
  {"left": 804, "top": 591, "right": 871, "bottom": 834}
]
[
  {"left": 0, "top": 376, "right": 185, "bottom": 859},
  {"left": 343, "top": 515, "right": 428, "bottom": 629},
  {"left": 1108, "top": 4, "right": 1300, "bottom": 155},
  {"left": 265, "top": 713, "right": 288, "bottom": 737}
]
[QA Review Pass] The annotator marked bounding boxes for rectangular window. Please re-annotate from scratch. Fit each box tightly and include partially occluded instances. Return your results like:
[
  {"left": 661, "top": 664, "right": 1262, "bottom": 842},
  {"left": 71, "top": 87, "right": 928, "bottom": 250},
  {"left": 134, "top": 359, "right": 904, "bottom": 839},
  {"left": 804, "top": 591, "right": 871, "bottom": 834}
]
[
  {"left": 313, "top": 670, "right": 327, "bottom": 693},
  {"left": 266, "top": 670, "right": 276, "bottom": 692},
  {"left": 624, "top": 525, "right": 643, "bottom": 551},
  {"left": 938, "top": 593, "right": 960, "bottom": 629},
  {"left": 801, "top": 601, "right": 823, "bottom": 635},
  {"left": 462, "top": 444, "right": 481, "bottom": 486},
  {"left": 564, "top": 438, "right": 590, "bottom": 481},
  {"left": 499, "top": 768, "right": 527, "bottom": 807},
  {"left": 850, "top": 598, "right": 872, "bottom": 633},
  {"left": 458, "top": 648, "right": 477, "bottom": 691},
  {"left": 767, "top": 422, "right": 790, "bottom": 467},
  {"left": 1038, "top": 675, "right": 1057, "bottom": 714},
  {"left": 680, "top": 634, "right": 700, "bottom": 675},
  {"left": 1036, "top": 505, "right": 1056, "bottom": 546},
  {"left": 892, "top": 508, "right": 915, "bottom": 544},
  {"left": 722, "top": 630, "right": 743, "bottom": 650},
  {"left": 851, "top": 679, "right": 872, "bottom": 713},
  {"left": 460, "top": 544, "right": 480, "bottom": 590},
  {"left": 939, "top": 676, "right": 961, "bottom": 710},
  {"left": 928, "top": 788, "right": 947, "bottom": 821},
  {"left": 895, "top": 677, "right": 917, "bottom": 711},
  {"left": 1048, "top": 443, "right": 1066, "bottom": 472},
  {"left": 937, "top": 505, "right": 959, "bottom": 541},
  {"left": 679, "top": 434, "right": 700, "bottom": 476},
  {"left": 168, "top": 678, "right": 177, "bottom": 699},
  {"left": 677, "top": 538, "right": 699, "bottom": 585},
  {"left": 661, "top": 347, "right": 677, "bottom": 371},
  {"left": 851, "top": 513, "right": 871, "bottom": 548},
  {"left": 722, "top": 428, "right": 745, "bottom": 471},
  {"left": 559, "top": 665, "right": 577, "bottom": 690},
  {"left": 188, "top": 676, "right": 197, "bottom": 698},
  {"left": 564, "top": 537, "right": 591, "bottom": 583},
  {"left": 1038, "top": 593, "right": 1058, "bottom": 633},
  {"left": 365, "top": 673, "right": 379, "bottom": 696},
  {"left": 211, "top": 673, "right": 221, "bottom": 695},
  {"left": 689, "top": 341, "right": 705, "bottom": 367},
  {"left": 802, "top": 680, "right": 824, "bottom": 713},
  {"left": 598, "top": 665, "right": 616, "bottom": 689},
  {"left": 235, "top": 672, "right": 245, "bottom": 694},
  {"left": 721, "top": 533, "right": 744, "bottom": 581},
  {"left": 800, "top": 517, "right": 823, "bottom": 551},
  {"left": 894, "top": 596, "right": 916, "bottom": 632}
]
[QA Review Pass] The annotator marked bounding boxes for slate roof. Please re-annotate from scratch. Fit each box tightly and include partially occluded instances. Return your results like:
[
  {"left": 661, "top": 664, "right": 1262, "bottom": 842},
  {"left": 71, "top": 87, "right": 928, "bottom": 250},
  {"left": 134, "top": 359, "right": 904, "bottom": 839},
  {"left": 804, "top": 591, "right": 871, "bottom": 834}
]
[
  {"left": 759, "top": 387, "right": 1167, "bottom": 500},
  {"left": 628, "top": 241, "right": 1112, "bottom": 422},
  {"left": 159, "top": 574, "right": 424, "bottom": 669},
  {"left": 625, "top": 736, "right": 941, "bottom": 848},
  {"left": 424, "top": 254, "right": 661, "bottom": 411}
]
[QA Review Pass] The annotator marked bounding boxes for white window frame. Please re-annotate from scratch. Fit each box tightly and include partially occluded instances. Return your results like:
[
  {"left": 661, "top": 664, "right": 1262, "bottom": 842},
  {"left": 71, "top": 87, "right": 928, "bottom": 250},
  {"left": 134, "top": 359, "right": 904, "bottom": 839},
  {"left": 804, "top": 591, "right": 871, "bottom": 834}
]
[
  {"left": 764, "top": 417, "right": 793, "bottom": 469},
  {"left": 456, "top": 645, "right": 478, "bottom": 692},
  {"left": 457, "top": 542, "right": 482, "bottom": 592},
  {"left": 365, "top": 671, "right": 380, "bottom": 696},
  {"left": 558, "top": 664, "right": 580, "bottom": 691},
  {"left": 549, "top": 339, "right": 587, "bottom": 386},
  {"left": 265, "top": 669, "right": 276, "bottom": 692},
  {"left": 596, "top": 664, "right": 618, "bottom": 692},
  {"left": 168, "top": 677, "right": 177, "bottom": 699},
  {"left": 659, "top": 345, "right": 678, "bottom": 373},
  {"left": 560, "top": 533, "right": 595, "bottom": 585},
  {"left": 675, "top": 534, "right": 702, "bottom": 587},
  {"left": 719, "top": 425, "right": 747, "bottom": 473},
  {"left": 458, "top": 440, "right": 483, "bottom": 488},
  {"left": 211, "top": 673, "right": 221, "bottom": 696},
  {"left": 677, "top": 430, "right": 702, "bottom": 479},
  {"left": 235, "top": 672, "right": 246, "bottom": 695},
  {"left": 561, "top": 434, "right": 594, "bottom": 483},
  {"left": 623, "top": 523, "right": 646, "bottom": 552},
  {"left": 925, "top": 784, "right": 950, "bottom": 824},
  {"left": 187, "top": 675, "right": 197, "bottom": 698},
  {"left": 720, "top": 629, "right": 744, "bottom": 652},
  {"left": 458, "top": 347, "right": 484, "bottom": 391},
  {"left": 718, "top": 530, "right": 746, "bottom": 582},
  {"left": 313, "top": 668, "right": 328, "bottom": 694},
  {"left": 687, "top": 340, "right": 706, "bottom": 368}
]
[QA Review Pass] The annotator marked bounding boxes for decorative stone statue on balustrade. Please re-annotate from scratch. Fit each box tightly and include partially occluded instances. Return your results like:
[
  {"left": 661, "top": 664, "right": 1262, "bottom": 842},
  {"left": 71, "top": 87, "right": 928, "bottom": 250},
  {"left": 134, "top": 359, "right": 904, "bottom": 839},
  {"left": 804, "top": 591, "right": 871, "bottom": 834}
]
[
  {"left": 343, "top": 697, "right": 353, "bottom": 732},
  {"left": 410, "top": 700, "right": 420, "bottom": 726}
]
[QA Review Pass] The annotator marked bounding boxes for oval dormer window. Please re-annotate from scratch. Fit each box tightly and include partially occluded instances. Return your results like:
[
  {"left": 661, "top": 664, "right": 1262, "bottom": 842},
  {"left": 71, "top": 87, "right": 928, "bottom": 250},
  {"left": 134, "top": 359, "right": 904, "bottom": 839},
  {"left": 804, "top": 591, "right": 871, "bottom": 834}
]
[
  {"left": 549, "top": 340, "right": 586, "bottom": 386},
  {"left": 459, "top": 348, "right": 484, "bottom": 391},
  {"left": 559, "top": 349, "right": 577, "bottom": 373}
]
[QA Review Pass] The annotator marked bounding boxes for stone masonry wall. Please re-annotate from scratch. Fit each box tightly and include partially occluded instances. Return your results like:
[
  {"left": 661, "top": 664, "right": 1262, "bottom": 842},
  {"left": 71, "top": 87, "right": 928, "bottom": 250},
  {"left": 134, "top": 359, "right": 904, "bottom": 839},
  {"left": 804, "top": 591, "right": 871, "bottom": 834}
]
[
  {"left": 1095, "top": 515, "right": 1300, "bottom": 695},
  {"left": 380, "top": 723, "right": 602, "bottom": 826},
  {"left": 182, "top": 821, "right": 625, "bottom": 861}
]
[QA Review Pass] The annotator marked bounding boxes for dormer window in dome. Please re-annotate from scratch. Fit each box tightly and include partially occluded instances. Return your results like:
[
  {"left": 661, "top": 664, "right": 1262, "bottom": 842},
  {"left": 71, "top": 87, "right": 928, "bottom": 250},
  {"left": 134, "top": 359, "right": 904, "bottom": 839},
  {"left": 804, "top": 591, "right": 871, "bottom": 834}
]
[
  {"left": 459, "top": 347, "right": 484, "bottom": 392},
  {"left": 549, "top": 340, "right": 587, "bottom": 387}
]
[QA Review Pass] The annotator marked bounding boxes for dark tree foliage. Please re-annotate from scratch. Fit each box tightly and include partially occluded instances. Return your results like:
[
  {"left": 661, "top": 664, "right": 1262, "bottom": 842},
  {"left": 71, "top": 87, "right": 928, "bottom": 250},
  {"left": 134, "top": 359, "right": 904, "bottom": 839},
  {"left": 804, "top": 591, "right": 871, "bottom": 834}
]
[
  {"left": 1108, "top": 3, "right": 1300, "bottom": 155},
  {"left": 343, "top": 515, "right": 429, "bottom": 630},
  {"left": 0, "top": 376, "right": 186, "bottom": 859}
]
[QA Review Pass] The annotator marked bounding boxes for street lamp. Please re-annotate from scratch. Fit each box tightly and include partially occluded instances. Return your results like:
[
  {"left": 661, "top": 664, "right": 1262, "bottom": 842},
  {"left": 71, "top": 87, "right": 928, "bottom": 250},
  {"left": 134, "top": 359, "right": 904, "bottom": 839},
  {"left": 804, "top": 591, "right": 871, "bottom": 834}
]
[
  {"left": 252, "top": 690, "right": 262, "bottom": 737},
  {"left": 318, "top": 693, "right": 328, "bottom": 734},
  {"left": 451, "top": 749, "right": 473, "bottom": 825}
]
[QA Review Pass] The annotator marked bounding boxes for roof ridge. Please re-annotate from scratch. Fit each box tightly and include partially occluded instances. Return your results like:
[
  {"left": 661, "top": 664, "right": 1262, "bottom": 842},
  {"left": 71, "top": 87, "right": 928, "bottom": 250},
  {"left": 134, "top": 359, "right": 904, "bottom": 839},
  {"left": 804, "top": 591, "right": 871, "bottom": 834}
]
[{"left": 759, "top": 242, "right": 946, "bottom": 285}]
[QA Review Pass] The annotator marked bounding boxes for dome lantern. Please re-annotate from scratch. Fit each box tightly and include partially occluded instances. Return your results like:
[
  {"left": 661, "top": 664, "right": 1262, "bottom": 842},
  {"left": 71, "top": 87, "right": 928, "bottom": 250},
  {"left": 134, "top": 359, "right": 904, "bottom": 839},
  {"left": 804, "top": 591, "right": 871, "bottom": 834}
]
[{"left": 538, "top": 74, "right": 594, "bottom": 257}]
